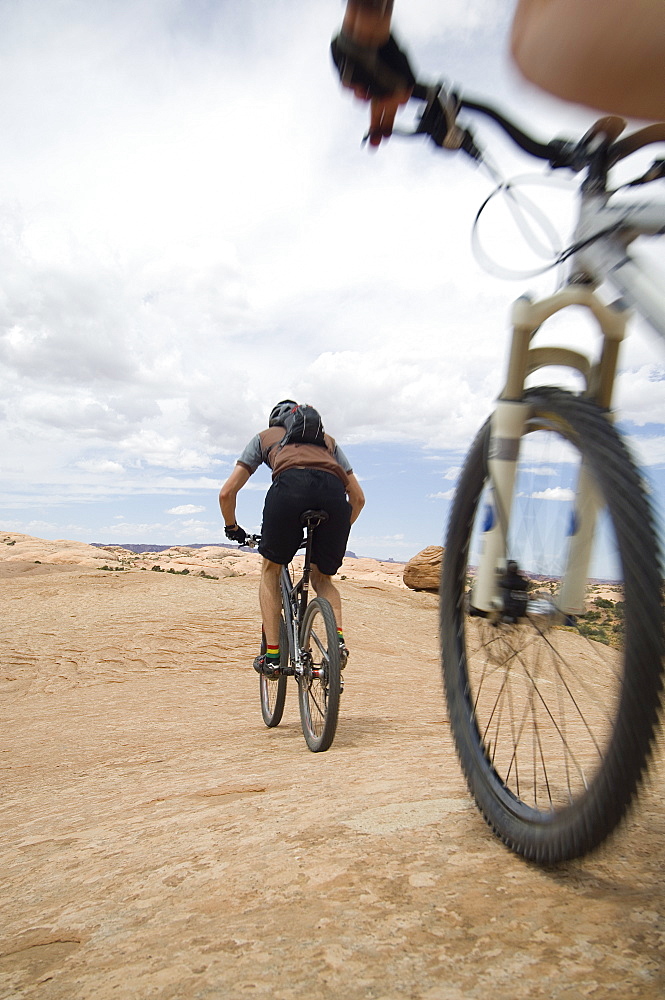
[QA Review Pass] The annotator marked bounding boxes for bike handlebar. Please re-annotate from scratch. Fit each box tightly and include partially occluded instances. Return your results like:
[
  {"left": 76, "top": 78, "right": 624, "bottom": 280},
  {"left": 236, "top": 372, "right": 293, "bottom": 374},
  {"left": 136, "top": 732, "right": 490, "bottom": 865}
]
[
  {"left": 238, "top": 534, "right": 308, "bottom": 554},
  {"left": 408, "top": 81, "right": 665, "bottom": 182}
]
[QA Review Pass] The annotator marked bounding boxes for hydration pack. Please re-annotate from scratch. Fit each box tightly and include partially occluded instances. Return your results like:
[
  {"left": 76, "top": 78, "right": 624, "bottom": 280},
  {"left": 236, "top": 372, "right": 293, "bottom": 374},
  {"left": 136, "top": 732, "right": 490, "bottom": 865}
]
[{"left": 279, "top": 403, "right": 326, "bottom": 449}]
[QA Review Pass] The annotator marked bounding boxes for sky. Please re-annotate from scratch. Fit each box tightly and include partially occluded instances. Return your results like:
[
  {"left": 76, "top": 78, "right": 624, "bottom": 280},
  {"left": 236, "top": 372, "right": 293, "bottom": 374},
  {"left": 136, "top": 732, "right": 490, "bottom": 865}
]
[{"left": 0, "top": 0, "right": 663, "bottom": 561}]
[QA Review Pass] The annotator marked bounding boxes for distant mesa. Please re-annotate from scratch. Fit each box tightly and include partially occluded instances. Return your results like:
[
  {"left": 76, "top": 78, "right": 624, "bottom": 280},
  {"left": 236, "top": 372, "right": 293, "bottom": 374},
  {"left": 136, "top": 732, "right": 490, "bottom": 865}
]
[
  {"left": 92, "top": 542, "right": 237, "bottom": 554},
  {"left": 94, "top": 543, "right": 362, "bottom": 560}
]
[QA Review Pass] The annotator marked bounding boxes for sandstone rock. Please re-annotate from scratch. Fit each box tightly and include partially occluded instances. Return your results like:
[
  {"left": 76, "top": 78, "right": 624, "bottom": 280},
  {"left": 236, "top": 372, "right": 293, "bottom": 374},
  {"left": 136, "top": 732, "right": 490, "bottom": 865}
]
[{"left": 403, "top": 545, "right": 443, "bottom": 592}]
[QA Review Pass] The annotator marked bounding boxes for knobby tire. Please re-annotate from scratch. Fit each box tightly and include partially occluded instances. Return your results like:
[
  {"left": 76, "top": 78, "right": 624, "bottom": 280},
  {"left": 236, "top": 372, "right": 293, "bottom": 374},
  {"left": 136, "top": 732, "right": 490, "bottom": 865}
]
[
  {"left": 441, "top": 388, "right": 664, "bottom": 863},
  {"left": 259, "top": 618, "right": 288, "bottom": 728},
  {"left": 298, "top": 597, "right": 341, "bottom": 752}
]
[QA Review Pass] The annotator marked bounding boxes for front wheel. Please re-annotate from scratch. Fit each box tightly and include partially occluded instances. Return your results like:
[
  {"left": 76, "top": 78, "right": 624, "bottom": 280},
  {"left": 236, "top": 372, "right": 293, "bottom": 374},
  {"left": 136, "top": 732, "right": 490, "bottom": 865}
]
[
  {"left": 441, "top": 388, "right": 664, "bottom": 863},
  {"left": 298, "top": 597, "right": 341, "bottom": 752},
  {"left": 259, "top": 618, "right": 288, "bottom": 728}
]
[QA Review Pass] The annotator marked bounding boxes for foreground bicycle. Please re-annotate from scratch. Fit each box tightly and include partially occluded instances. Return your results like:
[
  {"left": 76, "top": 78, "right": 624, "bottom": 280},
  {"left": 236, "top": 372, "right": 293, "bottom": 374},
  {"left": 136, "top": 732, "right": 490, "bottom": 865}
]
[
  {"left": 246, "top": 509, "right": 342, "bottom": 753},
  {"left": 387, "top": 83, "right": 665, "bottom": 862}
]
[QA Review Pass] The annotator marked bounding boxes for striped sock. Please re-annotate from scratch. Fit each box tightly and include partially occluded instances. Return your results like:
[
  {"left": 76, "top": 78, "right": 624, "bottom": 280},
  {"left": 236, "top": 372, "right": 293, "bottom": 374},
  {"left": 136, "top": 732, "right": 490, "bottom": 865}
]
[
  {"left": 266, "top": 644, "right": 280, "bottom": 663},
  {"left": 337, "top": 629, "right": 344, "bottom": 643}
]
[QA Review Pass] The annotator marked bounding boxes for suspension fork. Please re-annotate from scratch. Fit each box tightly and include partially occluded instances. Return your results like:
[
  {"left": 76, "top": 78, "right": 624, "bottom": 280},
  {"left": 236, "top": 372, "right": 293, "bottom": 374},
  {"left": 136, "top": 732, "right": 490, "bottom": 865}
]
[{"left": 471, "top": 287, "right": 628, "bottom": 615}]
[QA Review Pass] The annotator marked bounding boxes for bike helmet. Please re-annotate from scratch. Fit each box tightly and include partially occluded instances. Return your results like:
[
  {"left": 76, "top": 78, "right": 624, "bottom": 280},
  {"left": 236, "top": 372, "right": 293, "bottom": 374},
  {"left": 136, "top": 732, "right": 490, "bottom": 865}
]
[{"left": 268, "top": 399, "right": 297, "bottom": 427}]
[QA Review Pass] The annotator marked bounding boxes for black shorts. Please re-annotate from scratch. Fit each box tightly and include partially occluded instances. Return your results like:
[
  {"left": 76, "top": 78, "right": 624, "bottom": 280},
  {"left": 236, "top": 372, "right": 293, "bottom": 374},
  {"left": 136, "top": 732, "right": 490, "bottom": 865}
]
[{"left": 259, "top": 468, "right": 352, "bottom": 575}]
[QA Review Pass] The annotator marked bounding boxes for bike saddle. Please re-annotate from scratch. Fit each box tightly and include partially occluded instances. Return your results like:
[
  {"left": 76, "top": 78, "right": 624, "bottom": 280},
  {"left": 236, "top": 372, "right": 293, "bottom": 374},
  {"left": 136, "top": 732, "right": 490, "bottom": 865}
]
[{"left": 300, "top": 509, "right": 329, "bottom": 528}]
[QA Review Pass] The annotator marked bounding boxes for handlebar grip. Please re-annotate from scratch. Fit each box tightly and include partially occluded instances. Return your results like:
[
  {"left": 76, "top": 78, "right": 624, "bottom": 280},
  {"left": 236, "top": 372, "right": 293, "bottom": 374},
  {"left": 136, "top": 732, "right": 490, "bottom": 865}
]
[
  {"left": 412, "top": 83, "right": 431, "bottom": 102},
  {"left": 613, "top": 123, "right": 665, "bottom": 162}
]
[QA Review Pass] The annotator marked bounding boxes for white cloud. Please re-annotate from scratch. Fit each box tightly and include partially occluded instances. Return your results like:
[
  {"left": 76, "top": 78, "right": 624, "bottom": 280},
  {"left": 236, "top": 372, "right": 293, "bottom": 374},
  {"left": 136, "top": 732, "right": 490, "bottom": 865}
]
[
  {"left": 76, "top": 459, "right": 125, "bottom": 474},
  {"left": 0, "top": 0, "right": 661, "bottom": 558},
  {"left": 521, "top": 466, "right": 557, "bottom": 477},
  {"left": 96, "top": 517, "right": 215, "bottom": 542},
  {"left": 615, "top": 366, "right": 665, "bottom": 427},
  {"left": 627, "top": 434, "right": 665, "bottom": 468},
  {"left": 167, "top": 505, "right": 205, "bottom": 515},
  {"left": 0, "top": 519, "right": 57, "bottom": 533},
  {"left": 352, "top": 533, "right": 407, "bottom": 547},
  {"left": 528, "top": 487, "right": 576, "bottom": 502}
]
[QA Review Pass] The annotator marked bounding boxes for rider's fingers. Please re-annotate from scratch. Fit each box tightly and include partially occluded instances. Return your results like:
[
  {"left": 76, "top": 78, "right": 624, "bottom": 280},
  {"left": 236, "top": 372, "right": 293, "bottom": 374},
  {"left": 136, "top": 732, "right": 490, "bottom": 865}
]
[
  {"left": 368, "top": 103, "right": 388, "bottom": 141},
  {"left": 367, "top": 91, "right": 413, "bottom": 146},
  {"left": 368, "top": 100, "right": 396, "bottom": 146}
]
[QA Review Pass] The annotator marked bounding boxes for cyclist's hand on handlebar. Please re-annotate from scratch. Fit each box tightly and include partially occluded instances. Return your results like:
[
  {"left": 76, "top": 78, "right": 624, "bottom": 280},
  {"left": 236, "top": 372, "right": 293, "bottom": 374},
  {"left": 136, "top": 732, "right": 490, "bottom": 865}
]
[
  {"left": 224, "top": 523, "right": 247, "bottom": 544},
  {"left": 331, "top": 31, "right": 415, "bottom": 147}
]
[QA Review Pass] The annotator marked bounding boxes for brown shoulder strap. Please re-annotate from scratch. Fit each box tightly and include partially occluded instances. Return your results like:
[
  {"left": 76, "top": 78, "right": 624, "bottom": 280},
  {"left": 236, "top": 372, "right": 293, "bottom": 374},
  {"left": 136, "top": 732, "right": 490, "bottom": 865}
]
[{"left": 259, "top": 427, "right": 287, "bottom": 468}]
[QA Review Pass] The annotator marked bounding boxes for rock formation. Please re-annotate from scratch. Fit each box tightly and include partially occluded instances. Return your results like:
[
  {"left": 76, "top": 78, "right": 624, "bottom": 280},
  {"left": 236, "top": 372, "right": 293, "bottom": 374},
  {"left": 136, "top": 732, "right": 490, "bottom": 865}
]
[{"left": 403, "top": 545, "right": 443, "bottom": 592}]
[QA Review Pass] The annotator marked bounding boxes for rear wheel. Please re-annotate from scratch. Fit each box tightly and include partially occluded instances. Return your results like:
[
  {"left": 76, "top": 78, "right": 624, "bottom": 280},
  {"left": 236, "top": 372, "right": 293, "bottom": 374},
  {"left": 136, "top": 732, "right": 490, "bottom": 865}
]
[
  {"left": 298, "top": 597, "right": 341, "bottom": 752},
  {"left": 259, "top": 619, "right": 288, "bottom": 728},
  {"left": 441, "top": 388, "right": 664, "bottom": 863}
]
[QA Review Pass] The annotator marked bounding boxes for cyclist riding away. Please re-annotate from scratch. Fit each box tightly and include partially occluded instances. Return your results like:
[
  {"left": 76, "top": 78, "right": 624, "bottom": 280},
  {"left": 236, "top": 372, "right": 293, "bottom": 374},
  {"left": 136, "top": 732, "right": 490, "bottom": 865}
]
[
  {"left": 332, "top": 0, "right": 664, "bottom": 147},
  {"left": 219, "top": 400, "right": 365, "bottom": 677}
]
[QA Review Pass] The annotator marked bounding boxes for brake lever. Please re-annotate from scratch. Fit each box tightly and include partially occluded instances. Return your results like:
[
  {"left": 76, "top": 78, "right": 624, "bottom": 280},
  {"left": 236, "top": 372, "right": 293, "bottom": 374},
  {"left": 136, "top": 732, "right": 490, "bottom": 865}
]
[{"left": 365, "top": 82, "right": 484, "bottom": 162}]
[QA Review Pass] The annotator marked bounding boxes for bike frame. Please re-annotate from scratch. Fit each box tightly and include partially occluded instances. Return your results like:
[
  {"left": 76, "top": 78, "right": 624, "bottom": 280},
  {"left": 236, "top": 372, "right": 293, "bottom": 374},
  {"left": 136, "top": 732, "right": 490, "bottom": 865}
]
[
  {"left": 472, "top": 191, "right": 665, "bottom": 615},
  {"left": 279, "top": 523, "right": 317, "bottom": 675}
]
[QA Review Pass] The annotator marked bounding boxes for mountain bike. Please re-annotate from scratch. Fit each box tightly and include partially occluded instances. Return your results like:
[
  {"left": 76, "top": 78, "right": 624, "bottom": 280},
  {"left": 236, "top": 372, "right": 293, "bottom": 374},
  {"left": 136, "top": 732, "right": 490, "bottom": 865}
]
[
  {"left": 389, "top": 83, "right": 665, "bottom": 862},
  {"left": 246, "top": 509, "right": 342, "bottom": 753}
]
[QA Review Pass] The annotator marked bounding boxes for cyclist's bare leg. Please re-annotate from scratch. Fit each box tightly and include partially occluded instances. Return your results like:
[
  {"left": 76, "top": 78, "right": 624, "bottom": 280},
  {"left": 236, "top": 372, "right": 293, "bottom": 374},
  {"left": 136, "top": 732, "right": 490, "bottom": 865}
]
[
  {"left": 310, "top": 565, "right": 342, "bottom": 629},
  {"left": 259, "top": 557, "right": 283, "bottom": 646}
]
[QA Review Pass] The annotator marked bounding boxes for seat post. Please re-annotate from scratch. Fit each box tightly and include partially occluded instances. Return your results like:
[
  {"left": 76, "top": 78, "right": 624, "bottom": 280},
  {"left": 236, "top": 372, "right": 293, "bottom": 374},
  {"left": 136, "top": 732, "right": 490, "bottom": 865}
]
[
  {"left": 299, "top": 524, "right": 315, "bottom": 621},
  {"left": 298, "top": 509, "right": 329, "bottom": 621}
]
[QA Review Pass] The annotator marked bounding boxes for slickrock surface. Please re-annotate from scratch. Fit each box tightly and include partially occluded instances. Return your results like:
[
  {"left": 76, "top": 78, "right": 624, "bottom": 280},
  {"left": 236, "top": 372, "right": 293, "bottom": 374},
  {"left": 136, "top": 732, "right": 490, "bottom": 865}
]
[{"left": 1, "top": 534, "right": 663, "bottom": 999}]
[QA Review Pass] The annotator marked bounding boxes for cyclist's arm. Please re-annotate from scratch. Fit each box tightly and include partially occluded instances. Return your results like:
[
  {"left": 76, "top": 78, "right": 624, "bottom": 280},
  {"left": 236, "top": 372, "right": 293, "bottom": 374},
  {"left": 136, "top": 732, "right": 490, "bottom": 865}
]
[
  {"left": 219, "top": 464, "right": 251, "bottom": 528},
  {"left": 346, "top": 472, "right": 366, "bottom": 525},
  {"left": 511, "top": 0, "right": 665, "bottom": 120},
  {"left": 342, "top": 0, "right": 393, "bottom": 45},
  {"left": 334, "top": 1, "right": 413, "bottom": 148}
]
